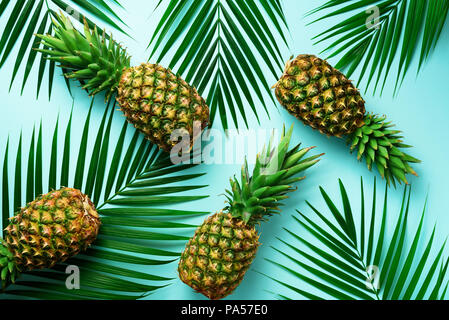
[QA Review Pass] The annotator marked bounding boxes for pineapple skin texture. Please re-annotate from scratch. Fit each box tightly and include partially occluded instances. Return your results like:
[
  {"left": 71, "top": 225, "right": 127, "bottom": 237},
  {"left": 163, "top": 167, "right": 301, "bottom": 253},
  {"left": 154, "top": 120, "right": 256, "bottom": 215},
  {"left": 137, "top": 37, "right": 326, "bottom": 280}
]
[
  {"left": 117, "top": 63, "right": 210, "bottom": 152},
  {"left": 275, "top": 54, "right": 366, "bottom": 136},
  {"left": 178, "top": 211, "right": 260, "bottom": 300},
  {"left": 3, "top": 188, "right": 100, "bottom": 272}
]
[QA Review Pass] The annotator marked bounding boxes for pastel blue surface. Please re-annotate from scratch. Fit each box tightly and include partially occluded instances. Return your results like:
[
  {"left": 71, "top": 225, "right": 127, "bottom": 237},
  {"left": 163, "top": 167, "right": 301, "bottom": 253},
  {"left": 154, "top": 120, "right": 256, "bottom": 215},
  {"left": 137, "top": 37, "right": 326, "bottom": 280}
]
[{"left": 0, "top": 0, "right": 448, "bottom": 300}]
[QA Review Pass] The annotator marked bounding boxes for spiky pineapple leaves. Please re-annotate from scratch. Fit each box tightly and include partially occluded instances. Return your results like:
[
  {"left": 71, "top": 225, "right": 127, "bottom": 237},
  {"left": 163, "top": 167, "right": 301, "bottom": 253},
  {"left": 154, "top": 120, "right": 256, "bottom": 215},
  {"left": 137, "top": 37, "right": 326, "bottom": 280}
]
[
  {"left": 263, "top": 178, "right": 449, "bottom": 300},
  {"left": 0, "top": 99, "right": 209, "bottom": 299},
  {"left": 308, "top": 0, "right": 449, "bottom": 95},
  {"left": 349, "top": 114, "right": 421, "bottom": 187},
  {"left": 0, "top": 0, "right": 128, "bottom": 99},
  {"left": 147, "top": 0, "right": 289, "bottom": 130},
  {"left": 225, "top": 125, "right": 323, "bottom": 225}
]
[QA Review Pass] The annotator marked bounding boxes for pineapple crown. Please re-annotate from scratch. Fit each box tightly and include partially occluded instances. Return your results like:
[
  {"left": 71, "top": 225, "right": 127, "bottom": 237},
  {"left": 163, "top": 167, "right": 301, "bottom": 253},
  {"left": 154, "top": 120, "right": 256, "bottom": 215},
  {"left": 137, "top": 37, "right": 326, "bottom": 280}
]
[
  {"left": 36, "top": 13, "right": 131, "bottom": 100},
  {"left": 348, "top": 113, "right": 421, "bottom": 186},
  {"left": 225, "top": 125, "right": 323, "bottom": 226},
  {"left": 0, "top": 239, "right": 19, "bottom": 289}
]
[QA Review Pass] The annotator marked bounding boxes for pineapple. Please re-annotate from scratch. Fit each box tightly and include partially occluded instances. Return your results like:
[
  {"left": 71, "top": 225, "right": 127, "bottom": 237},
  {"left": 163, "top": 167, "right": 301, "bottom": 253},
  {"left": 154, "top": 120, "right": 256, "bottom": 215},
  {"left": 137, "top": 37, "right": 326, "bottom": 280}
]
[
  {"left": 0, "top": 188, "right": 100, "bottom": 288},
  {"left": 274, "top": 54, "right": 420, "bottom": 185},
  {"left": 178, "top": 126, "right": 323, "bottom": 299},
  {"left": 36, "top": 14, "right": 209, "bottom": 153},
  {"left": 274, "top": 54, "right": 366, "bottom": 136}
]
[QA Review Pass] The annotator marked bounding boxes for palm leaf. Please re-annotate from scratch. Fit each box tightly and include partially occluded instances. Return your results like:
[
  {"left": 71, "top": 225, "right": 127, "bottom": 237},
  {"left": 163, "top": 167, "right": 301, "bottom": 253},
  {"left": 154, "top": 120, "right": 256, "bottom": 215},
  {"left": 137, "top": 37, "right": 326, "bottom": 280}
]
[
  {"left": 147, "top": 0, "right": 289, "bottom": 130},
  {"left": 264, "top": 178, "right": 448, "bottom": 300},
  {"left": 0, "top": 99, "right": 209, "bottom": 300},
  {"left": 0, "top": 0, "right": 128, "bottom": 98},
  {"left": 308, "top": 0, "right": 449, "bottom": 95}
]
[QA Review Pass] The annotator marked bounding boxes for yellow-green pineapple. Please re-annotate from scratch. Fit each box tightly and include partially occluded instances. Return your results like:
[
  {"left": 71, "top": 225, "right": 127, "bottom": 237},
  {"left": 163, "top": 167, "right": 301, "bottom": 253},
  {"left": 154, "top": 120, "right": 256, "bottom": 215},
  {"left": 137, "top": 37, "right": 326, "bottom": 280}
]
[
  {"left": 36, "top": 14, "right": 209, "bottom": 152},
  {"left": 178, "top": 126, "right": 323, "bottom": 299}
]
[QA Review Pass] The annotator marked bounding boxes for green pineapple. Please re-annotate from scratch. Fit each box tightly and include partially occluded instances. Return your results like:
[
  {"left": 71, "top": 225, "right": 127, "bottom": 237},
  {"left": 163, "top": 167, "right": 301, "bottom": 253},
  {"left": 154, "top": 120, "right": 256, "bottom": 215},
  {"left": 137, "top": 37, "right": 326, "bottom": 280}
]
[
  {"left": 36, "top": 13, "right": 209, "bottom": 152},
  {"left": 1, "top": 188, "right": 100, "bottom": 288},
  {"left": 274, "top": 54, "right": 420, "bottom": 185},
  {"left": 178, "top": 126, "right": 323, "bottom": 299}
]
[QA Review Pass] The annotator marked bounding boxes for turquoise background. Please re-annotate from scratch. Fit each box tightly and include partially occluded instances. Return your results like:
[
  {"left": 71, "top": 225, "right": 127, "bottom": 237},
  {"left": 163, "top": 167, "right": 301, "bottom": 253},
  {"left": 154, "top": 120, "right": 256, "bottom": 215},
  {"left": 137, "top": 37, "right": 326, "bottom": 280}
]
[{"left": 0, "top": 0, "right": 448, "bottom": 299}]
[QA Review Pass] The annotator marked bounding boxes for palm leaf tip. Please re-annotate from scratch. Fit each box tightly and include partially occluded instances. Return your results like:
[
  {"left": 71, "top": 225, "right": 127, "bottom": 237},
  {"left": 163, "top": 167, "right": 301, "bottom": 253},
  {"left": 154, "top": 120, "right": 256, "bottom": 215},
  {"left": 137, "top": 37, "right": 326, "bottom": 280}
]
[{"left": 265, "top": 178, "right": 448, "bottom": 300}]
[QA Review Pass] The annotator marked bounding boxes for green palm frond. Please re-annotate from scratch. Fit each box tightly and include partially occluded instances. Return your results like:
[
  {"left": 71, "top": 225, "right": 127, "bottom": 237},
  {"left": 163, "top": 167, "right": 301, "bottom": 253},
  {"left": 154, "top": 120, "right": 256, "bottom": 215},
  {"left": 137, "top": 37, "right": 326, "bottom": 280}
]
[
  {"left": 0, "top": 0, "right": 128, "bottom": 98},
  {"left": 0, "top": 99, "right": 209, "bottom": 300},
  {"left": 264, "top": 178, "right": 449, "bottom": 300},
  {"left": 147, "top": 0, "right": 289, "bottom": 130},
  {"left": 308, "top": 0, "right": 449, "bottom": 95}
]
